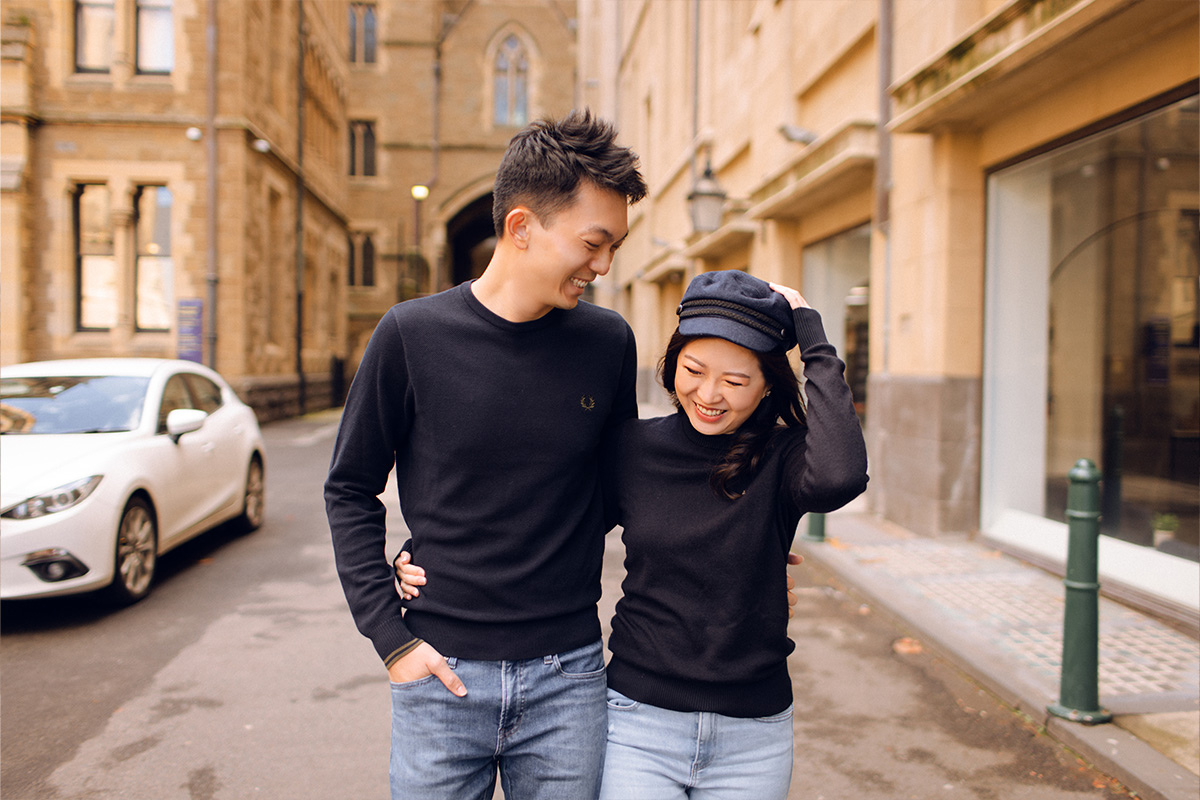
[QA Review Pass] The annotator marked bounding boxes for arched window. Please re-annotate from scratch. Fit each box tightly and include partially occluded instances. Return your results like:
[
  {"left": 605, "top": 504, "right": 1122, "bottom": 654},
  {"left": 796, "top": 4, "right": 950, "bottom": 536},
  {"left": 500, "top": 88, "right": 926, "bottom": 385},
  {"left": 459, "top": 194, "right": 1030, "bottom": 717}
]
[
  {"left": 350, "top": 3, "right": 376, "bottom": 64},
  {"left": 348, "top": 233, "right": 376, "bottom": 287},
  {"left": 493, "top": 35, "right": 528, "bottom": 128},
  {"left": 361, "top": 235, "right": 375, "bottom": 286}
]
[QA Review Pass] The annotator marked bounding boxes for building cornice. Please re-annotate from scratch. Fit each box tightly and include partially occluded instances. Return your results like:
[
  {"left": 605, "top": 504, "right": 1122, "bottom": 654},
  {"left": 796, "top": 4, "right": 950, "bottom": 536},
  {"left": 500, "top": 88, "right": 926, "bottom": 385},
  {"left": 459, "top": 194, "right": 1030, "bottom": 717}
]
[
  {"left": 746, "top": 120, "right": 877, "bottom": 221},
  {"left": 682, "top": 218, "right": 756, "bottom": 261},
  {"left": 887, "top": 0, "right": 1188, "bottom": 134}
]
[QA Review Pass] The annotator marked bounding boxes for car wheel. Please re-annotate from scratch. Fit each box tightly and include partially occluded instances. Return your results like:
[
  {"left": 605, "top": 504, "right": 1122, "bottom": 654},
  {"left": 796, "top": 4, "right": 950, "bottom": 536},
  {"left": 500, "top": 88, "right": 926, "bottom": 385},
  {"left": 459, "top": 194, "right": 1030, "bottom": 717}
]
[
  {"left": 234, "top": 457, "right": 265, "bottom": 533},
  {"left": 106, "top": 496, "right": 157, "bottom": 605}
]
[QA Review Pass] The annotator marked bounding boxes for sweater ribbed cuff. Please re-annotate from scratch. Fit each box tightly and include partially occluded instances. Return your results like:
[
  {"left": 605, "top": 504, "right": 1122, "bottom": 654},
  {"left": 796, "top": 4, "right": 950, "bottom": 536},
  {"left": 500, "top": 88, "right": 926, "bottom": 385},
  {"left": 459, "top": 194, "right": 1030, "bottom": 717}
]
[
  {"left": 383, "top": 638, "right": 424, "bottom": 668},
  {"left": 793, "top": 307, "right": 829, "bottom": 352}
]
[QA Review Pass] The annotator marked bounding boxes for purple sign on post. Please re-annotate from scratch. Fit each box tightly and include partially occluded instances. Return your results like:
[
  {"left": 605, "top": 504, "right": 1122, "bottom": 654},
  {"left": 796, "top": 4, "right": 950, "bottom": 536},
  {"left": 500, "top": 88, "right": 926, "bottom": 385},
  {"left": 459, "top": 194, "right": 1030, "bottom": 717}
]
[{"left": 177, "top": 299, "right": 203, "bottom": 363}]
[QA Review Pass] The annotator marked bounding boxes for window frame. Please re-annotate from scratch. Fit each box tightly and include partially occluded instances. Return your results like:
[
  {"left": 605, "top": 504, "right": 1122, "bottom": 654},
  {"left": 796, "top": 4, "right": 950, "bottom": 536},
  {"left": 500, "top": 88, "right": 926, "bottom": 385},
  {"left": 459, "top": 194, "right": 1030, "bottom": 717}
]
[
  {"left": 133, "top": 184, "right": 174, "bottom": 332},
  {"left": 134, "top": 0, "right": 174, "bottom": 76},
  {"left": 349, "top": 120, "right": 377, "bottom": 177},
  {"left": 74, "top": 183, "right": 116, "bottom": 332},
  {"left": 348, "top": 232, "right": 376, "bottom": 287},
  {"left": 75, "top": 0, "right": 115, "bottom": 74},
  {"left": 349, "top": 3, "right": 377, "bottom": 65},
  {"left": 492, "top": 34, "right": 530, "bottom": 128}
]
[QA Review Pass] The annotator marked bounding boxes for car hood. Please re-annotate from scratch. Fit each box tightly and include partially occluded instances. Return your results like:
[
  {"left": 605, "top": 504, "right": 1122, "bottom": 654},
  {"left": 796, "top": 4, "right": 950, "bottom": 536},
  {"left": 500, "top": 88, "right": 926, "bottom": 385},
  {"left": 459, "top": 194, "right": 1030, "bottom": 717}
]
[{"left": 0, "top": 433, "right": 134, "bottom": 507}]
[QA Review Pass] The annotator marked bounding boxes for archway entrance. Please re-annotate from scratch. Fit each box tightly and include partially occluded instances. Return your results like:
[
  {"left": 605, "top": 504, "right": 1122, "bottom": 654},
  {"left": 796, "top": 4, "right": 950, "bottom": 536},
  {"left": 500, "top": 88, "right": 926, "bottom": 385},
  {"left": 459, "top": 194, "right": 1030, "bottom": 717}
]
[{"left": 445, "top": 193, "right": 497, "bottom": 288}]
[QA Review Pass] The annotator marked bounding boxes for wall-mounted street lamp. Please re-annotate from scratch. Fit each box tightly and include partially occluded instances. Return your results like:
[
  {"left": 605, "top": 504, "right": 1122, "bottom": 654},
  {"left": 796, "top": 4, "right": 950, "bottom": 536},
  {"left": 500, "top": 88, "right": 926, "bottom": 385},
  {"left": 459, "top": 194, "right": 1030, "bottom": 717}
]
[
  {"left": 410, "top": 184, "right": 430, "bottom": 292},
  {"left": 687, "top": 162, "right": 726, "bottom": 235}
]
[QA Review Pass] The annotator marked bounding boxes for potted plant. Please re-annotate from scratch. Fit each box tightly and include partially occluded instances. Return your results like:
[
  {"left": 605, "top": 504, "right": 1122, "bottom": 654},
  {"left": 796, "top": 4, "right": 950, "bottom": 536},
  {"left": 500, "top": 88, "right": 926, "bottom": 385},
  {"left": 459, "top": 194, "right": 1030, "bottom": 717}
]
[{"left": 1152, "top": 512, "right": 1179, "bottom": 548}]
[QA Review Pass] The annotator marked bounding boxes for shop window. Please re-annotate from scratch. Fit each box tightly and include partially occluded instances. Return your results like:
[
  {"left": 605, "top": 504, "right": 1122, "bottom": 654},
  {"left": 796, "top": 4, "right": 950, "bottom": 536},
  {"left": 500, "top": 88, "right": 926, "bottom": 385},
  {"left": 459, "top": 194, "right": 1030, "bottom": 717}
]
[
  {"left": 136, "top": 0, "right": 174, "bottom": 74},
  {"left": 493, "top": 35, "right": 529, "bottom": 128},
  {"left": 135, "top": 186, "right": 173, "bottom": 331},
  {"left": 350, "top": 120, "right": 376, "bottom": 176},
  {"left": 349, "top": 3, "right": 377, "bottom": 64},
  {"left": 74, "top": 184, "right": 116, "bottom": 330},
  {"left": 801, "top": 223, "right": 871, "bottom": 420},
  {"left": 75, "top": 0, "right": 115, "bottom": 73},
  {"left": 984, "top": 95, "right": 1199, "bottom": 557}
]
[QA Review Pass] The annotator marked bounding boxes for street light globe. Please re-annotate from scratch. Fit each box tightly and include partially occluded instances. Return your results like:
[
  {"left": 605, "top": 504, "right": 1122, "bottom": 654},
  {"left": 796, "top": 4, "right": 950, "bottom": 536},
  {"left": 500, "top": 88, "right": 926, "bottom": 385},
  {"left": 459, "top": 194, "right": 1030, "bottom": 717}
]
[{"left": 411, "top": 185, "right": 430, "bottom": 201}]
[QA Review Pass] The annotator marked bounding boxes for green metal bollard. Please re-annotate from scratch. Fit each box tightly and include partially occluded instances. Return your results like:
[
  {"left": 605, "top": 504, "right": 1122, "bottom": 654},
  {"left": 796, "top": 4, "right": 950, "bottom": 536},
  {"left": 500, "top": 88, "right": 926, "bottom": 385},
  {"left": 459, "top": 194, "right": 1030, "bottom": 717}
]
[
  {"left": 1047, "top": 458, "right": 1113, "bottom": 724},
  {"left": 802, "top": 512, "right": 826, "bottom": 542}
]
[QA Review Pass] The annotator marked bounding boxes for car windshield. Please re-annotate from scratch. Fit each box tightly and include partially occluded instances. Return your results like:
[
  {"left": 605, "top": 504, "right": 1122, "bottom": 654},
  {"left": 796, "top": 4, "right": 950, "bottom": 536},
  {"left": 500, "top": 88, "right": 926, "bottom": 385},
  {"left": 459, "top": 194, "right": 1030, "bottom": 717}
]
[{"left": 0, "top": 375, "right": 150, "bottom": 434}]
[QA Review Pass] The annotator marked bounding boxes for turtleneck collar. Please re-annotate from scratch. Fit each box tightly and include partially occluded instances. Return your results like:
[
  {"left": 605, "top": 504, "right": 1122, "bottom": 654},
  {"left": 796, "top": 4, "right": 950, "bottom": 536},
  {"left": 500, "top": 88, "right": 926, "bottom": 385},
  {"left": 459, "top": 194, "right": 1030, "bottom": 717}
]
[{"left": 673, "top": 407, "right": 737, "bottom": 451}]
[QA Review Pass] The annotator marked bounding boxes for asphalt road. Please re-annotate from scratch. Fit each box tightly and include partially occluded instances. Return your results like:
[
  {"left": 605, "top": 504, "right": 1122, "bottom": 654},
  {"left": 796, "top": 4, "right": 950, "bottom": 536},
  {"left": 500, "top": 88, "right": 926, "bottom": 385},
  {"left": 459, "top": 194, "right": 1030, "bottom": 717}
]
[{"left": 1, "top": 410, "right": 1134, "bottom": 799}]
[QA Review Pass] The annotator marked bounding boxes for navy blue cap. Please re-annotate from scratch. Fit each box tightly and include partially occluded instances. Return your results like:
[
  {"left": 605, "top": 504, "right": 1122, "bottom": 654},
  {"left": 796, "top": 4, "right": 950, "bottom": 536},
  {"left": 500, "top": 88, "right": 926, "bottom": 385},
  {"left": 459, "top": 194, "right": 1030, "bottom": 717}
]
[{"left": 677, "top": 270, "right": 795, "bottom": 353}]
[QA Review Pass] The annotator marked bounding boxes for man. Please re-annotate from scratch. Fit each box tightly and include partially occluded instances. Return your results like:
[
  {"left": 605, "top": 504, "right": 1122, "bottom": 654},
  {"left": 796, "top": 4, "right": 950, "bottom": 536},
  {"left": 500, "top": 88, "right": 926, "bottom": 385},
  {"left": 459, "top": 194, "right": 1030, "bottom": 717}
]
[{"left": 325, "top": 109, "right": 647, "bottom": 800}]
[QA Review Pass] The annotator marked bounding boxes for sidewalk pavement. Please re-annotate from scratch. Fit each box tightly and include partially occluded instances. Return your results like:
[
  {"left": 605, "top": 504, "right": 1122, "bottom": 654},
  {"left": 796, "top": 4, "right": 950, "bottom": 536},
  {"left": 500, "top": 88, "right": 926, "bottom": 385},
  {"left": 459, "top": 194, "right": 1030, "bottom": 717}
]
[{"left": 799, "top": 511, "right": 1200, "bottom": 800}]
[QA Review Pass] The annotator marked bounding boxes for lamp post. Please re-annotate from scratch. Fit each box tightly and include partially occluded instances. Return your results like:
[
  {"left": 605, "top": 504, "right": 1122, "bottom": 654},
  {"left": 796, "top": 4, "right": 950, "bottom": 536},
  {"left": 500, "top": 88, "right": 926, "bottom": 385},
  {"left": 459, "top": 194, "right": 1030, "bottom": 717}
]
[
  {"left": 411, "top": 184, "right": 429, "bottom": 292},
  {"left": 687, "top": 162, "right": 726, "bottom": 235}
]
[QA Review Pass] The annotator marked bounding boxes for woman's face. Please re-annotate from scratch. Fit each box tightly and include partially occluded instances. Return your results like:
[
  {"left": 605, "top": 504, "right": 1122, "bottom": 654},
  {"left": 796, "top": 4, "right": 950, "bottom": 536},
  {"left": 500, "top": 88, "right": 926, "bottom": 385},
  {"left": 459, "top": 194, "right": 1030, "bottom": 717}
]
[{"left": 675, "top": 337, "right": 770, "bottom": 436}]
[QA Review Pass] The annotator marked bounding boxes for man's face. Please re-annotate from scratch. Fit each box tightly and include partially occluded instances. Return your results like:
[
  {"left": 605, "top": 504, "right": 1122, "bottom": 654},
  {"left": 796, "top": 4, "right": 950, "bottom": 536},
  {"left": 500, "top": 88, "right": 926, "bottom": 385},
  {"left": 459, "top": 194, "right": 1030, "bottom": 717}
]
[{"left": 519, "top": 182, "right": 629, "bottom": 316}]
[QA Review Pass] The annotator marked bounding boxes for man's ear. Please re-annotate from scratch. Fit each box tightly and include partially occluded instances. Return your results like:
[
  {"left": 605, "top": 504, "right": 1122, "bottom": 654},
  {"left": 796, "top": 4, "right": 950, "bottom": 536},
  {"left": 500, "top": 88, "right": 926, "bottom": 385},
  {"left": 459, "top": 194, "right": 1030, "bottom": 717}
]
[{"left": 506, "top": 207, "right": 532, "bottom": 249}]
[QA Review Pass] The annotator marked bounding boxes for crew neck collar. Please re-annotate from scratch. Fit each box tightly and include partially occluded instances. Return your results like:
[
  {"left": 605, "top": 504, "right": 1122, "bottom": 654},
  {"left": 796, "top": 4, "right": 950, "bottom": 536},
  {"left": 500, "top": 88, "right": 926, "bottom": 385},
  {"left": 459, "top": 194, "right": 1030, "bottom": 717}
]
[{"left": 460, "top": 281, "right": 561, "bottom": 332}]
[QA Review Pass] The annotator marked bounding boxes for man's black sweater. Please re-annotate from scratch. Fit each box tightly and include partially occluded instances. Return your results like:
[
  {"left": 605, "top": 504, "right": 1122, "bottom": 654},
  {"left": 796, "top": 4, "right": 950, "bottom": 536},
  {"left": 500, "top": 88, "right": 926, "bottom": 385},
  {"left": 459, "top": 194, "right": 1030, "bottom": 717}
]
[
  {"left": 606, "top": 308, "right": 868, "bottom": 717},
  {"left": 325, "top": 283, "right": 637, "bottom": 666}
]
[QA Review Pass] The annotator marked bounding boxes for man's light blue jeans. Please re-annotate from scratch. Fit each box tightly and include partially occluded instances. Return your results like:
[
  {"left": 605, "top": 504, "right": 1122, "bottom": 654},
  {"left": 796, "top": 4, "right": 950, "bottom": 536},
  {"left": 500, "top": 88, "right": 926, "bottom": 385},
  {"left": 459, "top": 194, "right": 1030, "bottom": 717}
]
[
  {"left": 388, "top": 640, "right": 607, "bottom": 800},
  {"left": 599, "top": 688, "right": 794, "bottom": 800}
]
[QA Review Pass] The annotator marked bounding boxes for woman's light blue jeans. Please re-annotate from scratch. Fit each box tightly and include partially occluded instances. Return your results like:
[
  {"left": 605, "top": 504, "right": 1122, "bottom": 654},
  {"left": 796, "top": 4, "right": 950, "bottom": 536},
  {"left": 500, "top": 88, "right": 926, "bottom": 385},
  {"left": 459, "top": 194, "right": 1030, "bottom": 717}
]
[
  {"left": 599, "top": 688, "right": 794, "bottom": 800},
  {"left": 388, "top": 640, "right": 607, "bottom": 800}
]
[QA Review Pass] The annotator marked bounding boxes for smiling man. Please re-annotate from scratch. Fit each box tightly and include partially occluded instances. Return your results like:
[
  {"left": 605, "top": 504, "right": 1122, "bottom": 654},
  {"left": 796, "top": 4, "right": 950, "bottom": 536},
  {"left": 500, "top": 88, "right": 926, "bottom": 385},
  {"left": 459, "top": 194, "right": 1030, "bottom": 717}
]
[{"left": 325, "top": 110, "right": 646, "bottom": 800}]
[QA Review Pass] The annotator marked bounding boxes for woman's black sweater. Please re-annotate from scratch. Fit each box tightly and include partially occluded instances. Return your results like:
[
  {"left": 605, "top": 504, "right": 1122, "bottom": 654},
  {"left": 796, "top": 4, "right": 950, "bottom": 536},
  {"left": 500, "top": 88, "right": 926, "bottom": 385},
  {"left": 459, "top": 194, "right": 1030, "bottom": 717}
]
[{"left": 606, "top": 307, "right": 868, "bottom": 717}]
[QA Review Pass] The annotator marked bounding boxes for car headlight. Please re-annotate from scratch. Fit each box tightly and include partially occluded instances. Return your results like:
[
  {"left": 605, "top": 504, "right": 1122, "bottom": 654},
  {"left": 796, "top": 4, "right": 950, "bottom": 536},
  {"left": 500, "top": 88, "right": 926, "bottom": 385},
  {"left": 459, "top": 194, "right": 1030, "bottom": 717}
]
[{"left": 1, "top": 476, "right": 103, "bottom": 520}]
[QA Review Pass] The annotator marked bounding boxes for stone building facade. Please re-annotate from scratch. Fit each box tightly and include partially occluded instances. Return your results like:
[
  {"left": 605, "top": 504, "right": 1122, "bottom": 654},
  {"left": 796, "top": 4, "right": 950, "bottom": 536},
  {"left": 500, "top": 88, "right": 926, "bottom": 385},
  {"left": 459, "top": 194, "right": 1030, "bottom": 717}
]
[
  {"left": 1, "top": 0, "right": 577, "bottom": 419},
  {"left": 343, "top": 0, "right": 577, "bottom": 367},
  {"left": 578, "top": 0, "right": 1198, "bottom": 617}
]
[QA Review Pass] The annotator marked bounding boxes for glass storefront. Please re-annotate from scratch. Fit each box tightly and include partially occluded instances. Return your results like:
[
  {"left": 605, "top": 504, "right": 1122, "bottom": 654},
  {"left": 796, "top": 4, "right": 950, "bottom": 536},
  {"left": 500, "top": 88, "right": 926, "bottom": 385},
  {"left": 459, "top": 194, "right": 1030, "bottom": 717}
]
[
  {"left": 802, "top": 223, "right": 871, "bottom": 420},
  {"left": 985, "top": 95, "right": 1199, "bottom": 559}
]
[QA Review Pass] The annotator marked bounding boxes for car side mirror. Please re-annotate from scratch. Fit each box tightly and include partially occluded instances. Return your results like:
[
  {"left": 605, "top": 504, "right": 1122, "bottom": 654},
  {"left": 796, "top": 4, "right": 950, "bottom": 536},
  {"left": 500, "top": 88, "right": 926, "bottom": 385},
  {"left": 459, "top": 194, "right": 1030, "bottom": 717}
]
[{"left": 166, "top": 408, "right": 207, "bottom": 443}]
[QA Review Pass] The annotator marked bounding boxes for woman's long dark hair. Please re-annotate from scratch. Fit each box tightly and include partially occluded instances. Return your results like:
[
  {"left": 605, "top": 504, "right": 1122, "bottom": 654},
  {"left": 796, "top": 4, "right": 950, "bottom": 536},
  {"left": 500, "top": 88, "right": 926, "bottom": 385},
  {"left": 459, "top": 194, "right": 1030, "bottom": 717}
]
[{"left": 659, "top": 328, "right": 806, "bottom": 500}]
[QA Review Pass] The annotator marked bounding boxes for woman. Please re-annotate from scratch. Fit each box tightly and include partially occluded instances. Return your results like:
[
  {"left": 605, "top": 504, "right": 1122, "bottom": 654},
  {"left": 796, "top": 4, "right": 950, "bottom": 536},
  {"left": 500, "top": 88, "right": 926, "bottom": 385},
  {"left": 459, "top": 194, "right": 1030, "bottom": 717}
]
[{"left": 400, "top": 270, "right": 868, "bottom": 799}]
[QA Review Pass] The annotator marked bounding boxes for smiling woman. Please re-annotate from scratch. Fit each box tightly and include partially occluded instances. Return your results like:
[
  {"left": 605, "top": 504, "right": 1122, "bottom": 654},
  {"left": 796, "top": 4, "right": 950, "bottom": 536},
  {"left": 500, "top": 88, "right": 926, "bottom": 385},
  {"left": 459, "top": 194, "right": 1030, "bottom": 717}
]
[{"left": 672, "top": 338, "right": 770, "bottom": 436}]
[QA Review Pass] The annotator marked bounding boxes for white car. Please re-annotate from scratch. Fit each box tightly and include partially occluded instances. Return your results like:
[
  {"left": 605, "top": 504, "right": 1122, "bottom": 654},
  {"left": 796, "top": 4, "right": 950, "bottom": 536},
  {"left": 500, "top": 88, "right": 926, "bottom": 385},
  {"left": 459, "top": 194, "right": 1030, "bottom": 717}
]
[{"left": 0, "top": 358, "right": 265, "bottom": 604}]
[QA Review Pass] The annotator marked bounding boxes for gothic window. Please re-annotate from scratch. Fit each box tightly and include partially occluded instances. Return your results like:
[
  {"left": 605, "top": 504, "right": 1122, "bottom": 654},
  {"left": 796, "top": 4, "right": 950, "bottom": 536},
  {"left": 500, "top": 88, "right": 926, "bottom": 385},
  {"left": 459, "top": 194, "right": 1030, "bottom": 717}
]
[
  {"left": 361, "top": 235, "right": 375, "bottom": 286},
  {"left": 348, "top": 233, "right": 376, "bottom": 287},
  {"left": 350, "top": 3, "right": 377, "bottom": 64},
  {"left": 350, "top": 120, "right": 377, "bottom": 176},
  {"left": 493, "top": 35, "right": 528, "bottom": 127}
]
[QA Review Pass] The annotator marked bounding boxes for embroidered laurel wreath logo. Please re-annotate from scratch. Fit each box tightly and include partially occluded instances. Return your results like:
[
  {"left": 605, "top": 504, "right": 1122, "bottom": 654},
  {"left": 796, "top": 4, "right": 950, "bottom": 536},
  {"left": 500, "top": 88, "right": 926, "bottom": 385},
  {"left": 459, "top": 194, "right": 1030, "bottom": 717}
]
[{"left": 580, "top": 395, "right": 596, "bottom": 411}]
